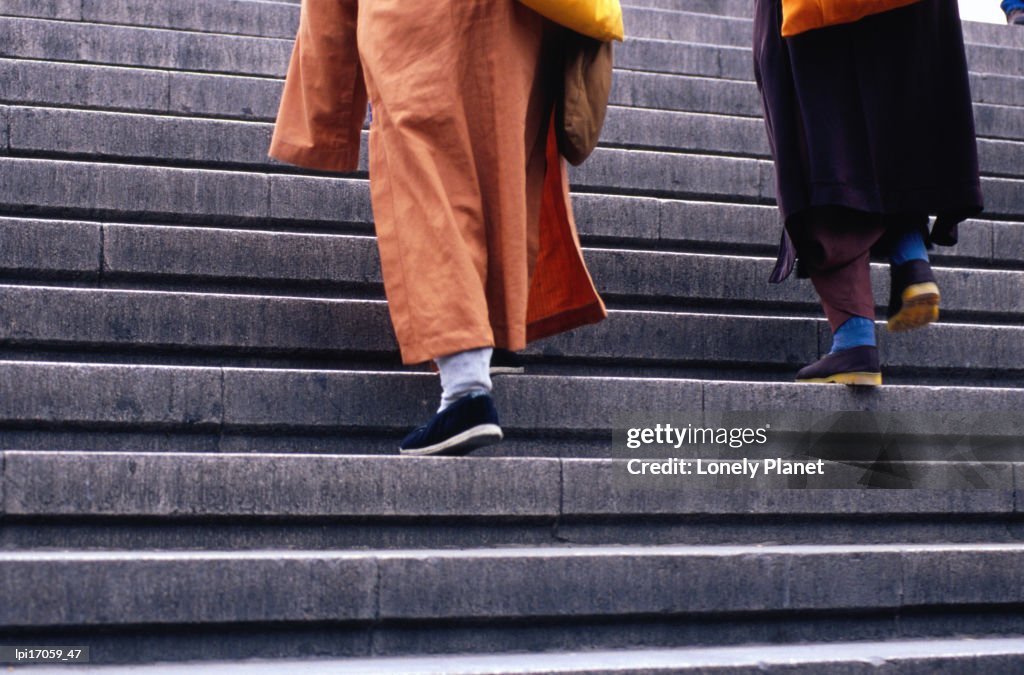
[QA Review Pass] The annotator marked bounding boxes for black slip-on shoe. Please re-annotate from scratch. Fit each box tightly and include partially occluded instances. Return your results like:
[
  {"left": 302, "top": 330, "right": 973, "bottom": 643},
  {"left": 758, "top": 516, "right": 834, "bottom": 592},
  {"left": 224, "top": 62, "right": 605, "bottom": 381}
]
[
  {"left": 399, "top": 392, "right": 503, "bottom": 456},
  {"left": 1009, "top": 9, "right": 1024, "bottom": 24},
  {"left": 796, "top": 345, "right": 882, "bottom": 386},
  {"left": 887, "top": 259, "right": 940, "bottom": 333},
  {"left": 490, "top": 348, "right": 525, "bottom": 375}
]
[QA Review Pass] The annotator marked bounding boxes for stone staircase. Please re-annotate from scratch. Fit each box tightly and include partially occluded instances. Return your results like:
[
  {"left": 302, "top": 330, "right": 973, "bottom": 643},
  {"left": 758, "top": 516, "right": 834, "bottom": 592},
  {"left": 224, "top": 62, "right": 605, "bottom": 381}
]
[{"left": 2, "top": 0, "right": 1023, "bottom": 671}]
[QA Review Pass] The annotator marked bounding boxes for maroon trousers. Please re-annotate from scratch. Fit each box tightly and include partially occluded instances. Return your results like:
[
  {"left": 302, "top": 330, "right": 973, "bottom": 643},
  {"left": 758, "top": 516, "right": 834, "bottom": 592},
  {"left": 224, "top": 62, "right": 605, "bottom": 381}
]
[{"left": 788, "top": 208, "right": 926, "bottom": 332}]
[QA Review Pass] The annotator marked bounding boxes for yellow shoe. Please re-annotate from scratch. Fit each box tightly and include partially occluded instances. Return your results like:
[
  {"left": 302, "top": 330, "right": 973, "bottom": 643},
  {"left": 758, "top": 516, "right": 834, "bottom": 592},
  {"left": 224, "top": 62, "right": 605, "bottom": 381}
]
[{"left": 887, "top": 260, "right": 939, "bottom": 332}]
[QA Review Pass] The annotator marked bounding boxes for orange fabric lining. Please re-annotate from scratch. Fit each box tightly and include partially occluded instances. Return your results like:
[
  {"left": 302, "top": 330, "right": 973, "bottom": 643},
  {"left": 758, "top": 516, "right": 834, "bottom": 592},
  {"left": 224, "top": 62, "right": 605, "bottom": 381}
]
[{"left": 781, "top": 0, "right": 923, "bottom": 37}]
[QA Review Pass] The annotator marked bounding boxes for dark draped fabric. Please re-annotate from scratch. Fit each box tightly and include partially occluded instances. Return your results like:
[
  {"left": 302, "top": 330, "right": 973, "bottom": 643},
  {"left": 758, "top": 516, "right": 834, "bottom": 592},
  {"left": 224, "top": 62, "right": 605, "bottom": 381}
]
[{"left": 753, "top": 0, "right": 984, "bottom": 282}]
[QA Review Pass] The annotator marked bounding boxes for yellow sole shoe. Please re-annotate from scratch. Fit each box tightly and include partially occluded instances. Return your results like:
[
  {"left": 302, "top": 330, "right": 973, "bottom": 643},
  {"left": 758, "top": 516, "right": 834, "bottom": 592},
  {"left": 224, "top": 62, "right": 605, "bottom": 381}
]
[
  {"left": 887, "top": 282, "right": 939, "bottom": 332},
  {"left": 794, "top": 346, "right": 882, "bottom": 386},
  {"left": 796, "top": 371, "right": 883, "bottom": 386}
]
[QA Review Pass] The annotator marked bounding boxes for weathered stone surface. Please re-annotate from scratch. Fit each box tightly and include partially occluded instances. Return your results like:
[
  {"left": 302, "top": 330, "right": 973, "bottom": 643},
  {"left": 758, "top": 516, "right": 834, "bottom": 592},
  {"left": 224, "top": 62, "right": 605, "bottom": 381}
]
[
  {"left": 561, "top": 460, "right": 1017, "bottom": 515},
  {"left": 876, "top": 322, "right": 1024, "bottom": 372},
  {"left": 622, "top": 6, "right": 751, "bottom": 45},
  {"left": 611, "top": 69, "right": 761, "bottom": 116},
  {"left": 79, "top": 0, "right": 299, "bottom": 39},
  {"left": 3, "top": 452, "right": 560, "bottom": 517},
  {"left": 0, "top": 286, "right": 395, "bottom": 352},
  {"left": 7, "top": 107, "right": 273, "bottom": 166},
  {"left": 0, "top": 16, "right": 291, "bottom": 76},
  {"left": 268, "top": 175, "right": 372, "bottom": 224},
  {"left": 102, "top": 225, "right": 382, "bottom": 286},
  {"left": 0, "top": 551, "right": 377, "bottom": 626},
  {"left": 0, "top": 157, "right": 269, "bottom": 220},
  {"left": 169, "top": 69, "right": 282, "bottom": 120},
  {"left": 0, "top": 58, "right": 170, "bottom": 113},
  {"left": 616, "top": 39, "right": 751, "bottom": 80},
  {"left": 0, "top": 0, "right": 81, "bottom": 20},
  {"left": 0, "top": 217, "right": 100, "bottom": 277},
  {"left": 576, "top": 147, "right": 768, "bottom": 200},
  {"left": 532, "top": 310, "right": 817, "bottom": 365},
  {"left": 221, "top": 371, "right": 706, "bottom": 434},
  {"left": 0, "top": 362, "right": 221, "bottom": 427},
  {"left": 703, "top": 381, "right": 1024, "bottom": 415},
  {"left": 376, "top": 546, "right": 786, "bottom": 618},
  {"left": 902, "top": 547, "right": 1024, "bottom": 606}
]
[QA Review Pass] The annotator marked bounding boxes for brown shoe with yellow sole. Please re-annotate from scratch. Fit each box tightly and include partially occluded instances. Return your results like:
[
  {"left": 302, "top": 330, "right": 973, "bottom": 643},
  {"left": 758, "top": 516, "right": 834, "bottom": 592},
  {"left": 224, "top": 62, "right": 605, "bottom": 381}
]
[
  {"left": 796, "top": 345, "right": 882, "bottom": 386},
  {"left": 887, "top": 260, "right": 939, "bottom": 332}
]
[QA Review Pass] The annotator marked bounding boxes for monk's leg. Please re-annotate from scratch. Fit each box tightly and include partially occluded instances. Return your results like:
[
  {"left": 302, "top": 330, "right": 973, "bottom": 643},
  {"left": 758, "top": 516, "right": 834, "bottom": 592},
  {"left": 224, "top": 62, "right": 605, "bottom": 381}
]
[
  {"left": 885, "top": 216, "right": 940, "bottom": 333},
  {"left": 791, "top": 212, "right": 885, "bottom": 386},
  {"left": 357, "top": 1, "right": 548, "bottom": 454}
]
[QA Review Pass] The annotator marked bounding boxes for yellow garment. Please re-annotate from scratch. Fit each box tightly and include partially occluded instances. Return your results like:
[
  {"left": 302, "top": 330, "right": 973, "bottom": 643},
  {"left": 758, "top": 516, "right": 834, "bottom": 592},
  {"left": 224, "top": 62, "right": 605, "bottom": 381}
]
[
  {"left": 269, "top": 0, "right": 607, "bottom": 365},
  {"left": 781, "top": 0, "right": 922, "bottom": 37},
  {"left": 518, "top": 0, "right": 625, "bottom": 41}
]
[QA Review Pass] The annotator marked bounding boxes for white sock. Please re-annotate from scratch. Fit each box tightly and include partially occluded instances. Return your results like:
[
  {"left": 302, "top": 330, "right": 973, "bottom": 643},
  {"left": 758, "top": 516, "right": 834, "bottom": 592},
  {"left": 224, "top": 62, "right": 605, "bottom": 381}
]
[{"left": 435, "top": 347, "right": 493, "bottom": 413}]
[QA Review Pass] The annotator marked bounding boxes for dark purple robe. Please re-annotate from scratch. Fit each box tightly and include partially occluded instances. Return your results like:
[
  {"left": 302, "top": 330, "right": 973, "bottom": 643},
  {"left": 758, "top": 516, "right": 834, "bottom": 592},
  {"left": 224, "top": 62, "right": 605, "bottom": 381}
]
[{"left": 753, "top": 0, "right": 984, "bottom": 282}]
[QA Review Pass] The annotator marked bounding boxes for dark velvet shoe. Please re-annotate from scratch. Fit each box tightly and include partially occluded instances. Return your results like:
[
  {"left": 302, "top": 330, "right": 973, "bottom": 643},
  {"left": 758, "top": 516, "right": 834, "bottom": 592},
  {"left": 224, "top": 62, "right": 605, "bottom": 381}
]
[
  {"left": 399, "top": 392, "right": 503, "bottom": 456},
  {"left": 490, "top": 348, "right": 525, "bottom": 375},
  {"left": 887, "top": 259, "right": 939, "bottom": 332},
  {"left": 1009, "top": 9, "right": 1024, "bottom": 24},
  {"left": 796, "top": 345, "right": 882, "bottom": 386}
]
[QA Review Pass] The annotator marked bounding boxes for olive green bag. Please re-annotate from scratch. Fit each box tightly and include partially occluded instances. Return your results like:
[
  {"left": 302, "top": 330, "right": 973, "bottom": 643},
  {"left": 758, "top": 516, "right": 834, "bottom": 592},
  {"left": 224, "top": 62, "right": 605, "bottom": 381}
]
[{"left": 556, "top": 31, "right": 613, "bottom": 166}]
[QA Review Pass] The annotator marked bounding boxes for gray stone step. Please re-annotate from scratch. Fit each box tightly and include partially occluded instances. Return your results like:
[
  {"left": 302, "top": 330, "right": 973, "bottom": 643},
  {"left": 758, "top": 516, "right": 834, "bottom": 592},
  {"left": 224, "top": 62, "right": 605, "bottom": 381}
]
[
  {"left": 7, "top": 106, "right": 1023, "bottom": 181},
  {"left": 0, "top": 58, "right": 285, "bottom": 121},
  {"left": 4, "top": 220, "right": 1017, "bottom": 317},
  {"left": 3, "top": 362, "right": 1024, "bottom": 444},
  {"left": 12, "top": 0, "right": 1014, "bottom": 58},
  {"left": 0, "top": 286, "right": 1022, "bottom": 381},
  {"left": 5, "top": 451, "right": 1018, "bottom": 518},
  {"left": 0, "top": 16, "right": 292, "bottom": 77},
  {"left": 0, "top": 0, "right": 299, "bottom": 39},
  {"left": 4, "top": 452, "right": 1020, "bottom": 551},
  {"left": 0, "top": 160, "right": 1015, "bottom": 270},
  {"left": 6, "top": 57, "right": 1024, "bottom": 129},
  {"left": 3, "top": 158, "right": 1021, "bottom": 253},
  {"left": 27, "top": 637, "right": 1024, "bottom": 674},
  {"left": 0, "top": 159, "right": 1015, "bottom": 271},
  {"left": 624, "top": 0, "right": 755, "bottom": 17},
  {"left": 2, "top": 15, "right": 1023, "bottom": 84},
  {"left": 3, "top": 543, "right": 1024, "bottom": 628},
  {"left": 6, "top": 545, "right": 1024, "bottom": 662}
]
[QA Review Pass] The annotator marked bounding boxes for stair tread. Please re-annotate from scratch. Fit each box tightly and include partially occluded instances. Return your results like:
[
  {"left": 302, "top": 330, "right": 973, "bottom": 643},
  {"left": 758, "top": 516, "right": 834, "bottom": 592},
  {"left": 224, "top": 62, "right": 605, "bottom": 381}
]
[{"left": 43, "top": 637, "right": 1022, "bottom": 674}]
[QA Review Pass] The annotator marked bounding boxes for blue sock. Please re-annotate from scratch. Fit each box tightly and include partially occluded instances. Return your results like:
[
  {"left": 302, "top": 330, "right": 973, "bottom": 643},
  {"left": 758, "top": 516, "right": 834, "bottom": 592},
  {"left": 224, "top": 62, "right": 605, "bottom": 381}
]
[
  {"left": 830, "top": 316, "right": 876, "bottom": 354},
  {"left": 889, "top": 229, "right": 929, "bottom": 267}
]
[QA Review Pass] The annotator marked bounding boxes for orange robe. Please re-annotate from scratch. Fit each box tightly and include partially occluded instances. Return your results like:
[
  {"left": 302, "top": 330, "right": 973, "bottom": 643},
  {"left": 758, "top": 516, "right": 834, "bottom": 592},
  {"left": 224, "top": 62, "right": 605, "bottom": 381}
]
[{"left": 270, "top": 0, "right": 607, "bottom": 364}]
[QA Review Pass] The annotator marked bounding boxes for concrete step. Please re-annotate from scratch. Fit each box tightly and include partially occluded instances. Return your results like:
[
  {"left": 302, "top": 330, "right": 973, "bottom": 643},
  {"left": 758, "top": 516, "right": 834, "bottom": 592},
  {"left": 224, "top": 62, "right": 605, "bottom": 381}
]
[
  {"left": 0, "top": 58, "right": 286, "bottom": 121},
  {"left": 624, "top": 0, "right": 752, "bottom": 15},
  {"left": 3, "top": 15, "right": 1023, "bottom": 84},
  {"left": 0, "top": 158, "right": 1019, "bottom": 234},
  {"left": 6, "top": 106, "right": 1023, "bottom": 181},
  {"left": 0, "top": 160, "right": 1014, "bottom": 269},
  {"left": 0, "top": 161, "right": 1014, "bottom": 271},
  {"left": 2, "top": 451, "right": 1020, "bottom": 550},
  {"left": 3, "top": 362, "right": 1024, "bottom": 444},
  {"left": 3, "top": 220, "right": 1018, "bottom": 317},
  {"left": 3, "top": 545, "right": 1024, "bottom": 644},
  {"left": 6, "top": 57, "right": 1024, "bottom": 128},
  {"left": 1, "top": 286, "right": 1023, "bottom": 382},
  {"left": 9, "top": 0, "right": 1016, "bottom": 56},
  {"left": 0, "top": 0, "right": 300, "bottom": 39},
  {"left": 30, "top": 638, "right": 1024, "bottom": 674},
  {"left": 0, "top": 16, "right": 293, "bottom": 77}
]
